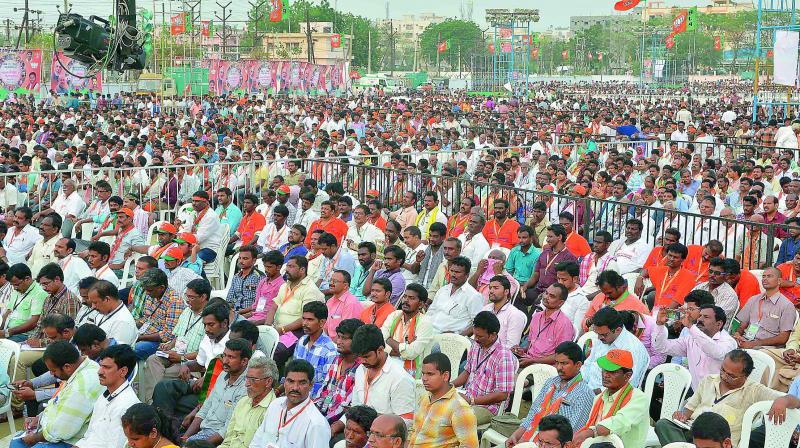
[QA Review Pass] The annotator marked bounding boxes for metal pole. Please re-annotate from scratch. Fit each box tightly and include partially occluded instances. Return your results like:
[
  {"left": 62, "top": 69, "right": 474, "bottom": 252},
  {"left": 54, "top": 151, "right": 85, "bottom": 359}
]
[{"left": 368, "top": 29, "right": 372, "bottom": 73}]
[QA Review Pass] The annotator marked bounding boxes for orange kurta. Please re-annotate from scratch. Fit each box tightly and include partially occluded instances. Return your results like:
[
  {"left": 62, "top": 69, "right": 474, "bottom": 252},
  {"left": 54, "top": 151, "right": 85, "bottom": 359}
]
[
  {"left": 734, "top": 270, "right": 762, "bottom": 308},
  {"left": 360, "top": 302, "right": 395, "bottom": 328},
  {"left": 447, "top": 213, "right": 470, "bottom": 239},
  {"left": 643, "top": 246, "right": 667, "bottom": 270},
  {"left": 565, "top": 232, "right": 592, "bottom": 258},
  {"left": 305, "top": 217, "right": 349, "bottom": 248},
  {"left": 648, "top": 266, "right": 696, "bottom": 307},
  {"left": 683, "top": 245, "right": 710, "bottom": 283},
  {"left": 777, "top": 262, "right": 800, "bottom": 305},
  {"left": 482, "top": 218, "right": 520, "bottom": 250}
]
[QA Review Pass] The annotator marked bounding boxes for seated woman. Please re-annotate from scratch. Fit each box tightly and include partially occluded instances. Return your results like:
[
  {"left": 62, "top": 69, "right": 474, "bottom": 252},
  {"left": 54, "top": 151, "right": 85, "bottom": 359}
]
[{"left": 121, "top": 403, "right": 181, "bottom": 448}]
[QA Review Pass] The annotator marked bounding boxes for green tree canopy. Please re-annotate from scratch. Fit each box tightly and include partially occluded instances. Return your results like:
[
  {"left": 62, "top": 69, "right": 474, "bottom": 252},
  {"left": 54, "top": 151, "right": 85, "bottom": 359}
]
[{"left": 418, "top": 19, "right": 484, "bottom": 70}]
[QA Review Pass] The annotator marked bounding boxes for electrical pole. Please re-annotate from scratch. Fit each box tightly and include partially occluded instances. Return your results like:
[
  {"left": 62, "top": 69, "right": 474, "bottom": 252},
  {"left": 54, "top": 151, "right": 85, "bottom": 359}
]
[
  {"left": 14, "top": 0, "right": 30, "bottom": 49},
  {"left": 4, "top": 19, "right": 11, "bottom": 46},
  {"left": 304, "top": 4, "right": 315, "bottom": 64},
  {"left": 388, "top": 19, "right": 396, "bottom": 76},
  {"left": 215, "top": 1, "right": 232, "bottom": 59},
  {"left": 367, "top": 29, "right": 372, "bottom": 73},
  {"left": 248, "top": 0, "right": 267, "bottom": 55}
]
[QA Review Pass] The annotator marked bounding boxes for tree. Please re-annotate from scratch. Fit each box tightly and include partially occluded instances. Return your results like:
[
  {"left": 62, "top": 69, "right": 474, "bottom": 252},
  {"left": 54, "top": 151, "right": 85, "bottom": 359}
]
[{"left": 418, "top": 19, "right": 484, "bottom": 71}]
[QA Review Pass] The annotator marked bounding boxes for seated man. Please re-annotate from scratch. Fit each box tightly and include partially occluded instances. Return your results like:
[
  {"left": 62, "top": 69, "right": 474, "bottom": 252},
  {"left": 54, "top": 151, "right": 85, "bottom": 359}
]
[
  {"left": 316, "top": 319, "right": 364, "bottom": 443},
  {"left": 555, "top": 261, "right": 590, "bottom": 337},
  {"left": 693, "top": 257, "right": 740, "bottom": 323},
  {"left": 469, "top": 249, "right": 520, "bottom": 304},
  {"left": 513, "top": 284, "right": 575, "bottom": 367},
  {"left": 581, "top": 307, "right": 650, "bottom": 392},
  {"left": 225, "top": 245, "right": 264, "bottom": 313},
  {"left": 74, "top": 344, "right": 139, "bottom": 448},
  {"left": 248, "top": 359, "right": 331, "bottom": 447},
  {"left": 9, "top": 341, "right": 104, "bottom": 448},
  {"left": 360, "top": 278, "right": 395, "bottom": 328},
  {"left": 363, "top": 245, "right": 406, "bottom": 306},
  {"left": 571, "top": 349, "right": 649, "bottom": 447},
  {"left": 349, "top": 324, "right": 415, "bottom": 422},
  {"left": 142, "top": 278, "right": 210, "bottom": 403},
  {"left": 506, "top": 342, "right": 594, "bottom": 446},
  {"left": 342, "top": 405, "right": 378, "bottom": 448},
  {"left": 654, "top": 349, "right": 800, "bottom": 446},
  {"left": 87, "top": 279, "right": 137, "bottom": 345},
  {"left": 690, "top": 412, "right": 733, "bottom": 448},
  {"left": 380, "top": 283, "right": 434, "bottom": 377},
  {"left": 733, "top": 267, "right": 794, "bottom": 350},
  {"left": 582, "top": 270, "right": 649, "bottom": 333},
  {"left": 452, "top": 311, "right": 518, "bottom": 425},
  {"left": 635, "top": 242, "right": 696, "bottom": 309},
  {"left": 134, "top": 268, "right": 184, "bottom": 360},
  {"left": 408, "top": 352, "right": 478, "bottom": 447},
  {"left": 504, "top": 225, "right": 541, "bottom": 289},
  {"left": 293, "top": 301, "right": 337, "bottom": 397},
  {"left": 652, "top": 298, "right": 737, "bottom": 391},
  {"left": 426, "top": 256, "right": 483, "bottom": 335},
  {"left": 308, "top": 232, "right": 356, "bottom": 295},
  {"left": 248, "top": 250, "right": 286, "bottom": 326},
  {"left": 218, "top": 356, "right": 279, "bottom": 448},
  {"left": 482, "top": 274, "right": 526, "bottom": 349},
  {"left": 522, "top": 225, "right": 577, "bottom": 308},
  {"left": 85, "top": 241, "right": 119, "bottom": 286},
  {"left": 0, "top": 263, "right": 48, "bottom": 343},
  {"left": 181, "top": 338, "right": 252, "bottom": 444}
]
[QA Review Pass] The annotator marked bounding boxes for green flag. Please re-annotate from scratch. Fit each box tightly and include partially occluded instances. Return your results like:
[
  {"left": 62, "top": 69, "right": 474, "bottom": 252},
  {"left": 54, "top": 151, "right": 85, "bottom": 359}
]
[{"left": 687, "top": 6, "right": 698, "bottom": 31}]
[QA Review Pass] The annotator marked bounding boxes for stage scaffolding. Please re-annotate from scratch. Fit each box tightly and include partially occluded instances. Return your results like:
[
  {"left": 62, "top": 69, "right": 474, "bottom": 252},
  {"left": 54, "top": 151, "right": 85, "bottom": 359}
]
[
  {"left": 472, "top": 8, "right": 539, "bottom": 96},
  {"left": 752, "top": 0, "right": 800, "bottom": 121}
]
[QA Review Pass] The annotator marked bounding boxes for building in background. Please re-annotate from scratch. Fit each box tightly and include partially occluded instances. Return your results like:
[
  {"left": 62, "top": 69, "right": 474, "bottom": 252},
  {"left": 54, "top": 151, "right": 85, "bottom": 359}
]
[{"left": 261, "top": 22, "right": 352, "bottom": 65}]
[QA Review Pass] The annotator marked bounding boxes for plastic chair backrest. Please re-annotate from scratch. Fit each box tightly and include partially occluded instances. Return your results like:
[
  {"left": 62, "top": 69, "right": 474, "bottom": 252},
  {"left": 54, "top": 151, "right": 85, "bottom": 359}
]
[
  {"left": 510, "top": 444, "right": 537, "bottom": 448},
  {"left": 643, "top": 363, "right": 692, "bottom": 420},
  {"left": 147, "top": 220, "right": 163, "bottom": 245},
  {"left": 257, "top": 325, "right": 280, "bottom": 358},
  {"left": 333, "top": 441, "right": 346, "bottom": 448},
  {"left": 662, "top": 443, "right": 697, "bottom": 448},
  {"left": 0, "top": 340, "right": 20, "bottom": 381},
  {"left": 433, "top": 333, "right": 471, "bottom": 376},
  {"left": 580, "top": 434, "right": 625, "bottom": 448},
  {"left": 739, "top": 400, "right": 800, "bottom": 448},
  {"left": 510, "top": 363, "right": 558, "bottom": 417},
  {"left": 744, "top": 348, "right": 776, "bottom": 386}
]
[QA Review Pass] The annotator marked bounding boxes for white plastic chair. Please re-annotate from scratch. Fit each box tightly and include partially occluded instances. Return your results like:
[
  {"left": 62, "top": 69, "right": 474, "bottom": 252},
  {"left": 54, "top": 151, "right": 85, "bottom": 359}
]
[
  {"left": 146, "top": 220, "right": 164, "bottom": 245},
  {"left": 643, "top": 364, "right": 693, "bottom": 447},
  {"left": 119, "top": 253, "right": 142, "bottom": 288},
  {"left": 580, "top": 434, "right": 625, "bottom": 448},
  {"left": 257, "top": 325, "right": 280, "bottom": 358},
  {"left": 431, "top": 333, "right": 471, "bottom": 379},
  {"left": 333, "top": 441, "right": 345, "bottom": 448},
  {"left": 662, "top": 443, "right": 697, "bottom": 448},
  {"left": 0, "top": 340, "right": 21, "bottom": 434},
  {"left": 204, "top": 224, "right": 230, "bottom": 289},
  {"left": 744, "top": 348, "right": 776, "bottom": 386},
  {"left": 739, "top": 400, "right": 800, "bottom": 448},
  {"left": 508, "top": 444, "right": 537, "bottom": 448},
  {"left": 211, "top": 253, "right": 239, "bottom": 299},
  {"left": 480, "top": 363, "right": 557, "bottom": 448}
]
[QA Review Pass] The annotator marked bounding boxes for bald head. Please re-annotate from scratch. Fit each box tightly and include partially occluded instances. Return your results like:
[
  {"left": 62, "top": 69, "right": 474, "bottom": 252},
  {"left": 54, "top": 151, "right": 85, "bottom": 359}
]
[{"left": 369, "top": 414, "right": 407, "bottom": 447}]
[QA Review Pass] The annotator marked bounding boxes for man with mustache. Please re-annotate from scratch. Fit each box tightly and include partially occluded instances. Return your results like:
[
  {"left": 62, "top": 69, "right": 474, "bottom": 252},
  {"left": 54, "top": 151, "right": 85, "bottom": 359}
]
[
  {"left": 218, "top": 356, "right": 279, "bottom": 448},
  {"left": 482, "top": 199, "right": 519, "bottom": 250},
  {"left": 292, "top": 301, "right": 337, "bottom": 396},
  {"left": 181, "top": 338, "right": 251, "bottom": 444},
  {"left": 74, "top": 344, "right": 139, "bottom": 448},
  {"left": 380, "top": 283, "right": 433, "bottom": 378},
  {"left": 652, "top": 291, "right": 737, "bottom": 391},
  {"left": 249, "top": 359, "right": 331, "bottom": 447}
]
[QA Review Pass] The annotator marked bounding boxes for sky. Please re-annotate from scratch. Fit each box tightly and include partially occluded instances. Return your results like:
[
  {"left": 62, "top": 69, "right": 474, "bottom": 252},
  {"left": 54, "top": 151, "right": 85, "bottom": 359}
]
[{"left": 3, "top": 0, "right": 741, "bottom": 33}]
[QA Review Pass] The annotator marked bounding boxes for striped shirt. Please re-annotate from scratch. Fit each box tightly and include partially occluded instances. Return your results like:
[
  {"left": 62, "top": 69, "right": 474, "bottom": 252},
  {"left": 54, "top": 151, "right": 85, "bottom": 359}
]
[{"left": 40, "top": 357, "right": 104, "bottom": 444}]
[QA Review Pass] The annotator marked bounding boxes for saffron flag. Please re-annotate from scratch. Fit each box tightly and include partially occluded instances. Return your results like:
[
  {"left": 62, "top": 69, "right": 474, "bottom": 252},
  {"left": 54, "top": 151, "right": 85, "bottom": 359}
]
[
  {"left": 672, "top": 10, "right": 688, "bottom": 34},
  {"left": 170, "top": 13, "right": 187, "bottom": 35},
  {"left": 714, "top": 35, "right": 722, "bottom": 50},
  {"left": 330, "top": 34, "right": 341, "bottom": 48},
  {"left": 562, "top": 50, "right": 569, "bottom": 60},
  {"left": 665, "top": 33, "right": 676, "bottom": 49},
  {"left": 269, "top": 0, "right": 283, "bottom": 22},
  {"left": 531, "top": 48, "right": 539, "bottom": 59},
  {"left": 614, "top": 0, "right": 641, "bottom": 11},
  {"left": 437, "top": 40, "right": 449, "bottom": 53}
]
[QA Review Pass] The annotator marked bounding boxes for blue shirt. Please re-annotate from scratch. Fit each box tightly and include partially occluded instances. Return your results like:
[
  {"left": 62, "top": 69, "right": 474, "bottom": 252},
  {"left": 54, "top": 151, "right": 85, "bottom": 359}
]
[
  {"left": 777, "top": 236, "right": 800, "bottom": 265},
  {"left": 279, "top": 242, "right": 308, "bottom": 263},
  {"left": 215, "top": 204, "right": 243, "bottom": 236},
  {"left": 520, "top": 375, "right": 595, "bottom": 433},
  {"left": 293, "top": 332, "right": 338, "bottom": 397}
]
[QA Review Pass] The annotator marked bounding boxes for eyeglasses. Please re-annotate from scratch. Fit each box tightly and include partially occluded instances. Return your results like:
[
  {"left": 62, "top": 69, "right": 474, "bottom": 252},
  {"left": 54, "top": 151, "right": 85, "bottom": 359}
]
[
  {"left": 720, "top": 367, "right": 745, "bottom": 381},
  {"left": 367, "top": 431, "right": 399, "bottom": 440},
  {"left": 245, "top": 376, "right": 269, "bottom": 383}
]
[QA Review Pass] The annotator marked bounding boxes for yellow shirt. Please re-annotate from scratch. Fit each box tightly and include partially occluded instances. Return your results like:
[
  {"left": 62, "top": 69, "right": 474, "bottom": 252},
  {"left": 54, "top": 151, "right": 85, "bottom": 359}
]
[
  {"left": 219, "top": 391, "right": 275, "bottom": 448},
  {"left": 272, "top": 276, "right": 325, "bottom": 327},
  {"left": 409, "top": 387, "right": 478, "bottom": 448}
]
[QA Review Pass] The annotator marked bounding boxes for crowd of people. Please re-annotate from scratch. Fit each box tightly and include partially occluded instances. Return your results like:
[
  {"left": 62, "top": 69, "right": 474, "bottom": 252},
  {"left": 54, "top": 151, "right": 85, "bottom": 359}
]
[{"left": 1, "top": 82, "right": 800, "bottom": 448}]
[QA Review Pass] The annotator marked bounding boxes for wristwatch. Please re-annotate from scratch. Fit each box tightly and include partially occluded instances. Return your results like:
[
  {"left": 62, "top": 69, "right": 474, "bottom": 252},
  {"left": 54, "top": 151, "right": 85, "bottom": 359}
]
[{"left": 590, "top": 426, "right": 598, "bottom": 438}]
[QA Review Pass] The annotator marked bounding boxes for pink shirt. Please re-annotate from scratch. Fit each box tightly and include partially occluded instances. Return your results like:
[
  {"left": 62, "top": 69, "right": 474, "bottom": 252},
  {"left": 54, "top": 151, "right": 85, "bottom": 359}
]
[
  {"left": 325, "top": 291, "right": 364, "bottom": 337},
  {"left": 482, "top": 301, "right": 527, "bottom": 349},
  {"left": 525, "top": 310, "right": 575, "bottom": 359},
  {"left": 251, "top": 275, "right": 284, "bottom": 322}
]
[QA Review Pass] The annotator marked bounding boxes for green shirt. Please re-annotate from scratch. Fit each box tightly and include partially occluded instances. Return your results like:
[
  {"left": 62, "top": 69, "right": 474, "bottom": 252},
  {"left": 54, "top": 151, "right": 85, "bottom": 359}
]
[
  {"left": 350, "top": 263, "right": 369, "bottom": 301},
  {"left": 7, "top": 281, "right": 48, "bottom": 332},
  {"left": 505, "top": 245, "right": 541, "bottom": 284},
  {"left": 218, "top": 391, "right": 275, "bottom": 448},
  {"left": 167, "top": 308, "right": 206, "bottom": 354},
  {"left": 41, "top": 358, "right": 104, "bottom": 444},
  {"left": 595, "top": 386, "right": 649, "bottom": 448}
]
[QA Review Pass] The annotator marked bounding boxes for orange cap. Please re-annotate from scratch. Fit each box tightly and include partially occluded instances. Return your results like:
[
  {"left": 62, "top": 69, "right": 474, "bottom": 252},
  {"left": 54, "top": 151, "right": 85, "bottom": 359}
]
[
  {"left": 598, "top": 349, "right": 634, "bottom": 371},
  {"left": 161, "top": 246, "right": 185, "bottom": 261}
]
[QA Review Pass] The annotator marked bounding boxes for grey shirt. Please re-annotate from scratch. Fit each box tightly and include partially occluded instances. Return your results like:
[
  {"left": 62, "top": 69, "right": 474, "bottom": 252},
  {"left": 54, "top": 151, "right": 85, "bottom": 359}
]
[
  {"left": 197, "top": 371, "right": 247, "bottom": 436},
  {"left": 417, "top": 244, "right": 444, "bottom": 288}
]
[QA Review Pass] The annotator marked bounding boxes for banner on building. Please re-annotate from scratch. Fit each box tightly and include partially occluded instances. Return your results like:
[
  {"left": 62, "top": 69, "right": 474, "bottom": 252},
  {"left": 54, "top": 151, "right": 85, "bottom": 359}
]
[
  {"left": 171, "top": 12, "right": 189, "bottom": 35},
  {"left": 205, "top": 59, "right": 349, "bottom": 94},
  {"left": 0, "top": 49, "right": 42, "bottom": 92},
  {"left": 50, "top": 52, "right": 103, "bottom": 94},
  {"left": 201, "top": 20, "right": 213, "bottom": 37}
]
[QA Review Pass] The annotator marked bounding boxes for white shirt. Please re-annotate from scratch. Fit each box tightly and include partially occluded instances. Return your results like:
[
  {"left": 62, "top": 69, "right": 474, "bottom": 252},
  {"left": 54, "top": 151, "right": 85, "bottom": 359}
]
[
  {"left": 346, "top": 222, "right": 384, "bottom": 247},
  {"left": 3, "top": 224, "right": 43, "bottom": 265},
  {"left": 181, "top": 207, "right": 222, "bottom": 251},
  {"left": 93, "top": 264, "right": 119, "bottom": 287},
  {"left": 51, "top": 191, "right": 85, "bottom": 220},
  {"left": 295, "top": 208, "right": 319, "bottom": 231},
  {"left": 257, "top": 223, "right": 290, "bottom": 252},
  {"left": 0, "top": 183, "right": 18, "bottom": 212},
  {"left": 350, "top": 358, "right": 415, "bottom": 418},
  {"left": 74, "top": 382, "right": 140, "bottom": 448},
  {"left": 27, "top": 235, "right": 60, "bottom": 277},
  {"left": 402, "top": 243, "right": 427, "bottom": 285},
  {"left": 59, "top": 255, "right": 94, "bottom": 296},
  {"left": 607, "top": 237, "right": 652, "bottom": 275},
  {"left": 197, "top": 330, "right": 231, "bottom": 368},
  {"left": 96, "top": 302, "right": 137, "bottom": 345},
  {"left": 560, "top": 287, "right": 590, "bottom": 337},
  {"left": 427, "top": 283, "right": 484, "bottom": 334},
  {"left": 459, "top": 232, "right": 490, "bottom": 271},
  {"left": 248, "top": 397, "right": 331, "bottom": 448}
]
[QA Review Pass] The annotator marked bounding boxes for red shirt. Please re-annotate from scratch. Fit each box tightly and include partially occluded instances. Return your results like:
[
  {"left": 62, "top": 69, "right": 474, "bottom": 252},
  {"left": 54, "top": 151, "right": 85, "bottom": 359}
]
[
  {"left": 236, "top": 211, "right": 267, "bottom": 246},
  {"left": 482, "top": 218, "right": 520, "bottom": 250},
  {"left": 644, "top": 246, "right": 667, "bottom": 270},
  {"left": 305, "top": 217, "right": 349, "bottom": 248}
]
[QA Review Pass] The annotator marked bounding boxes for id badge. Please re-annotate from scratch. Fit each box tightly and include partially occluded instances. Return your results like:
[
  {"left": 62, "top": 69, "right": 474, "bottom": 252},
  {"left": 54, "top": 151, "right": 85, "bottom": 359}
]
[
  {"left": 137, "top": 322, "right": 151, "bottom": 335},
  {"left": 256, "top": 298, "right": 267, "bottom": 312},
  {"left": 744, "top": 323, "right": 760, "bottom": 341},
  {"left": 174, "top": 339, "right": 188, "bottom": 354}
]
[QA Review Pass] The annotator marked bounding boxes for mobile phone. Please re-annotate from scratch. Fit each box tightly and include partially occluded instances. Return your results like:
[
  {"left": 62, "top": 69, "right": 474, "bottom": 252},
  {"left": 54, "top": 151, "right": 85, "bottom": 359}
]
[{"left": 666, "top": 309, "right": 682, "bottom": 321}]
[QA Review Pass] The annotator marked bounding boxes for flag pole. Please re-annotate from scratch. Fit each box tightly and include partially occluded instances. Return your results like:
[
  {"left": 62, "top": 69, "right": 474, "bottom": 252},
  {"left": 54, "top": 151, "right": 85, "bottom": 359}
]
[{"left": 437, "top": 31, "right": 441, "bottom": 76}]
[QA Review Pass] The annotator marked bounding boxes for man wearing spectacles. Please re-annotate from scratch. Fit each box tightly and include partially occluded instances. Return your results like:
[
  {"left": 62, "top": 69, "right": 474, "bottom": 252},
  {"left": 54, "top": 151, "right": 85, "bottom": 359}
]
[
  {"left": 367, "top": 414, "right": 407, "bottom": 448},
  {"left": 693, "top": 257, "right": 739, "bottom": 324},
  {"left": 655, "top": 349, "right": 800, "bottom": 446},
  {"left": 652, "top": 290, "right": 737, "bottom": 392}
]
